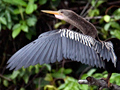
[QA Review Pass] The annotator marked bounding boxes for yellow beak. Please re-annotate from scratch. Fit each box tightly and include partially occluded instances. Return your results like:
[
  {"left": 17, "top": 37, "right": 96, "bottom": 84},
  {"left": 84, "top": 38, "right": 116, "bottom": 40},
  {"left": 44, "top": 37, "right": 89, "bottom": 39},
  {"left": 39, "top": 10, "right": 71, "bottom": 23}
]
[{"left": 41, "top": 10, "right": 60, "bottom": 15}]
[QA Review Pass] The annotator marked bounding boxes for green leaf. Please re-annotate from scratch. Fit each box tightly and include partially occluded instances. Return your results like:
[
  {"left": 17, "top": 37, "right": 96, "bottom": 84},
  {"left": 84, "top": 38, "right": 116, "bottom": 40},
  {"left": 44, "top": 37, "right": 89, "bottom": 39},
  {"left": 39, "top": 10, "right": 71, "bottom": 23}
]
[
  {"left": 26, "top": 17, "right": 37, "bottom": 26},
  {"left": 3, "top": 0, "right": 27, "bottom": 6},
  {"left": 12, "top": 28, "right": 21, "bottom": 38},
  {"left": 44, "top": 73, "right": 53, "bottom": 81},
  {"left": 52, "top": 72, "right": 66, "bottom": 78},
  {"left": 43, "top": 64, "right": 51, "bottom": 71},
  {"left": 0, "top": 17, "right": 7, "bottom": 25},
  {"left": 87, "top": 69, "right": 96, "bottom": 76},
  {"left": 13, "top": 8, "right": 25, "bottom": 14},
  {"left": 13, "top": 23, "right": 21, "bottom": 30},
  {"left": 64, "top": 69, "right": 72, "bottom": 74},
  {"left": 104, "top": 23, "right": 111, "bottom": 31},
  {"left": 104, "top": 15, "right": 110, "bottom": 22},
  {"left": 33, "top": 4, "right": 37, "bottom": 10},
  {"left": 26, "top": 4, "right": 34, "bottom": 14},
  {"left": 20, "top": 87, "right": 25, "bottom": 90},
  {"left": 44, "top": 85, "right": 58, "bottom": 90},
  {"left": 110, "top": 30, "right": 120, "bottom": 39},
  {"left": 110, "top": 22, "right": 120, "bottom": 29},
  {"left": 23, "top": 74, "right": 29, "bottom": 84},
  {"left": 3, "top": 80, "right": 9, "bottom": 87},
  {"left": 5, "top": 10, "right": 11, "bottom": 22},
  {"left": 10, "top": 71, "right": 20, "bottom": 79},
  {"left": 21, "top": 24, "right": 28, "bottom": 32},
  {"left": 12, "top": 24, "right": 21, "bottom": 38},
  {"left": 39, "top": 0, "right": 47, "bottom": 5},
  {"left": 7, "top": 22, "right": 13, "bottom": 29},
  {"left": 34, "top": 65, "right": 39, "bottom": 73}
]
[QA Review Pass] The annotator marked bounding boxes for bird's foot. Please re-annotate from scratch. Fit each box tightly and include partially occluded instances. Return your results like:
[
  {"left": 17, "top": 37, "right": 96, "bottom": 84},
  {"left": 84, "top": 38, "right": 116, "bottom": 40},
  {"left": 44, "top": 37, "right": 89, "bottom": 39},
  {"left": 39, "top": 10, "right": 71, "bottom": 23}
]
[{"left": 101, "top": 78, "right": 112, "bottom": 88}]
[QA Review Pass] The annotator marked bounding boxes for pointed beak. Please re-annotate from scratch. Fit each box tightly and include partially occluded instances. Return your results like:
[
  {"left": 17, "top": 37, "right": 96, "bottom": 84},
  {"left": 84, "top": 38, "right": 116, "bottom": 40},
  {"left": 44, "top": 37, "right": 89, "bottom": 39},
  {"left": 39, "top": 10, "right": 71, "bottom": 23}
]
[{"left": 41, "top": 10, "right": 60, "bottom": 15}]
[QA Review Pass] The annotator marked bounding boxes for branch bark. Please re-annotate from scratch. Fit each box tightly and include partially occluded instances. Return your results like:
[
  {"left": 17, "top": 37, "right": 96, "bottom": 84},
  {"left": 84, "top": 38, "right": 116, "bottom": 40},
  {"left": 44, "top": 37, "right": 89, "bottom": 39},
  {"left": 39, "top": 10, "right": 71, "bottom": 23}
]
[{"left": 78, "top": 76, "right": 120, "bottom": 90}]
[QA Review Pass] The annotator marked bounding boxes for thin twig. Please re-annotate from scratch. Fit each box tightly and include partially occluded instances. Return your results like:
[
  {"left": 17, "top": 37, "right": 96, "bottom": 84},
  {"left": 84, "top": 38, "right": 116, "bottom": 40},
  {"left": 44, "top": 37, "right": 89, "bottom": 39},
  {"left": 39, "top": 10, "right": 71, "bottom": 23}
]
[
  {"left": 0, "top": 74, "right": 11, "bottom": 81},
  {"left": 80, "top": 0, "right": 92, "bottom": 16},
  {"left": 83, "top": 0, "right": 99, "bottom": 17}
]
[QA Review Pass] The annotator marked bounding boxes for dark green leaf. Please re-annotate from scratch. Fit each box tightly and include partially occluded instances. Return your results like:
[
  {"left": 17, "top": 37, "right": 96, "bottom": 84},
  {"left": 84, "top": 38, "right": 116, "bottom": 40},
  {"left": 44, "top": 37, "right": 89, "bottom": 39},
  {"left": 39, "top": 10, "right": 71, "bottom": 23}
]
[
  {"left": 3, "top": 0, "right": 27, "bottom": 6},
  {"left": 52, "top": 72, "right": 66, "bottom": 78},
  {"left": 7, "top": 22, "right": 12, "bottom": 29},
  {"left": 10, "top": 71, "right": 20, "bottom": 79},
  {"left": 5, "top": 10, "right": 11, "bottom": 22},
  {"left": 26, "top": 17, "right": 37, "bottom": 26},
  {"left": 13, "top": 8, "right": 25, "bottom": 14},
  {"left": 23, "top": 74, "right": 29, "bottom": 84},
  {"left": 3, "top": 80, "right": 9, "bottom": 87},
  {"left": 39, "top": 0, "right": 47, "bottom": 5}
]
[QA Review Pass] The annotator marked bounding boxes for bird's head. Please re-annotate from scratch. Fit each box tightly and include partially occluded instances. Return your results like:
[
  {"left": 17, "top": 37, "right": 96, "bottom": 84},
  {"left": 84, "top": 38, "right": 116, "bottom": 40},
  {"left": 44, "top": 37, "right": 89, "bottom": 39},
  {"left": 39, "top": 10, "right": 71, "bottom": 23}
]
[{"left": 41, "top": 9, "right": 76, "bottom": 21}]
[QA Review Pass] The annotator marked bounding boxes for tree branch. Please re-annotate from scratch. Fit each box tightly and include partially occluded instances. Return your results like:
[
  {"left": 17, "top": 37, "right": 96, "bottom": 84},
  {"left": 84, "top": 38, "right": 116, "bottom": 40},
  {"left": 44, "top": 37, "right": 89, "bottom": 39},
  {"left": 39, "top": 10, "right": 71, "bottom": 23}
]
[{"left": 78, "top": 76, "right": 120, "bottom": 90}]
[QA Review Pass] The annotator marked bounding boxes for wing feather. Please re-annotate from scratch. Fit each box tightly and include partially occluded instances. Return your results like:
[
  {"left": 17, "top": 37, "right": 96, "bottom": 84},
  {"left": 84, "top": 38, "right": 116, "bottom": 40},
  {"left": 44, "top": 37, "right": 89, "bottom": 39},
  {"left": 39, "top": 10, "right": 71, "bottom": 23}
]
[{"left": 7, "top": 29, "right": 116, "bottom": 70}]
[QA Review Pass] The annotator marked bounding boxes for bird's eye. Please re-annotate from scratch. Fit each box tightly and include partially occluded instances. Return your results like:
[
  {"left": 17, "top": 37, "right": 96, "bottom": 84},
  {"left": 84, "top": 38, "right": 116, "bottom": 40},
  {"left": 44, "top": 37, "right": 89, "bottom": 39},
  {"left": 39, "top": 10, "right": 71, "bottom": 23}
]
[{"left": 60, "top": 11, "right": 64, "bottom": 13}]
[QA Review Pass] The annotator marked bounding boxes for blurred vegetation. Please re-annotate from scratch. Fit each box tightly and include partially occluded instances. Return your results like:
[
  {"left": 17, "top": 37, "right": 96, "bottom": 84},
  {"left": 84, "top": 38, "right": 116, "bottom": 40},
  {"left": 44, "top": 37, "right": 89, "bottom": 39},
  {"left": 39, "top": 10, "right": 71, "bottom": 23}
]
[{"left": 0, "top": 0, "right": 120, "bottom": 90}]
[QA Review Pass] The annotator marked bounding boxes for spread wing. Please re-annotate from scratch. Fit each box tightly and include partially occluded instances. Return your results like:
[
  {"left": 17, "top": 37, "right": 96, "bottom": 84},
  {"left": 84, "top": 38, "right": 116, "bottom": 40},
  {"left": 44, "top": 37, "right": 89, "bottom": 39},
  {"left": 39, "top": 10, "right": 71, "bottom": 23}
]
[{"left": 7, "top": 29, "right": 116, "bottom": 70}]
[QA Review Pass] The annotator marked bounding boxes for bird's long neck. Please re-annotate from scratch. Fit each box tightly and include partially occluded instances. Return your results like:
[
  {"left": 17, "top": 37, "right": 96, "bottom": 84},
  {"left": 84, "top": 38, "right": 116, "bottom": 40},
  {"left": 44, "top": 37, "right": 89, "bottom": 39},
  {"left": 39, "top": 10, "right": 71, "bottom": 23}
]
[{"left": 65, "top": 13, "right": 98, "bottom": 39}]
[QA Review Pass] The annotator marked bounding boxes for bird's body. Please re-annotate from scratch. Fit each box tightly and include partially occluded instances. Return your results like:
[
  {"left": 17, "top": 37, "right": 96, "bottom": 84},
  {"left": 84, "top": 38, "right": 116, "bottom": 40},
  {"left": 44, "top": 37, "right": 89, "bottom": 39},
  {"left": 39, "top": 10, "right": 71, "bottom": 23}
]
[{"left": 7, "top": 9, "right": 120, "bottom": 86}]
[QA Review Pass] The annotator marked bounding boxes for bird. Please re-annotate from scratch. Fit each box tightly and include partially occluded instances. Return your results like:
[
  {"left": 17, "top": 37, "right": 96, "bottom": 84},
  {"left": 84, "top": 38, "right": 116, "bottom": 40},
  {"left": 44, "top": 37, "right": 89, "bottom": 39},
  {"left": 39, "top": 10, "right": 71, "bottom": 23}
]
[{"left": 7, "top": 9, "right": 120, "bottom": 86}]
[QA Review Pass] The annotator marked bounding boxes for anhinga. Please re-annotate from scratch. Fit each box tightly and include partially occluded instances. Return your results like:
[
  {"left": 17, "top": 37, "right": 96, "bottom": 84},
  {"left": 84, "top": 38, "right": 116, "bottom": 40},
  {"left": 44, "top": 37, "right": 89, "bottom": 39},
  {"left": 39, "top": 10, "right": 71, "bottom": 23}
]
[{"left": 7, "top": 9, "right": 120, "bottom": 86}]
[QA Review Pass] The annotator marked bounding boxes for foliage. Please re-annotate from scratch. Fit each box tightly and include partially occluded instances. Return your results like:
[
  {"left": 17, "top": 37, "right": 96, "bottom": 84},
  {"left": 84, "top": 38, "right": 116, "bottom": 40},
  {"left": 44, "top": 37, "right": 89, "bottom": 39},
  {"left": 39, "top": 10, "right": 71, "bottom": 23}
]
[{"left": 0, "top": 0, "right": 120, "bottom": 90}]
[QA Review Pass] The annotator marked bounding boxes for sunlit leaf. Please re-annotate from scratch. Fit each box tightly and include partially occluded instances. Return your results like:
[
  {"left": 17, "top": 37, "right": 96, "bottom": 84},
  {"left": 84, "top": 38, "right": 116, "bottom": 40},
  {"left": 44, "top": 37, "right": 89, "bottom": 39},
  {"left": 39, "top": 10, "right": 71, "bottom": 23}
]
[
  {"left": 64, "top": 69, "right": 72, "bottom": 74},
  {"left": 21, "top": 24, "right": 28, "bottom": 32},
  {"left": 12, "top": 27, "right": 21, "bottom": 38},
  {"left": 44, "top": 73, "right": 53, "bottom": 81},
  {"left": 104, "top": 23, "right": 111, "bottom": 31},
  {"left": 87, "top": 69, "right": 96, "bottom": 76},
  {"left": 0, "top": 17, "right": 7, "bottom": 25},
  {"left": 26, "top": 4, "right": 34, "bottom": 14},
  {"left": 44, "top": 85, "right": 58, "bottom": 90},
  {"left": 104, "top": 15, "right": 110, "bottom": 22}
]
